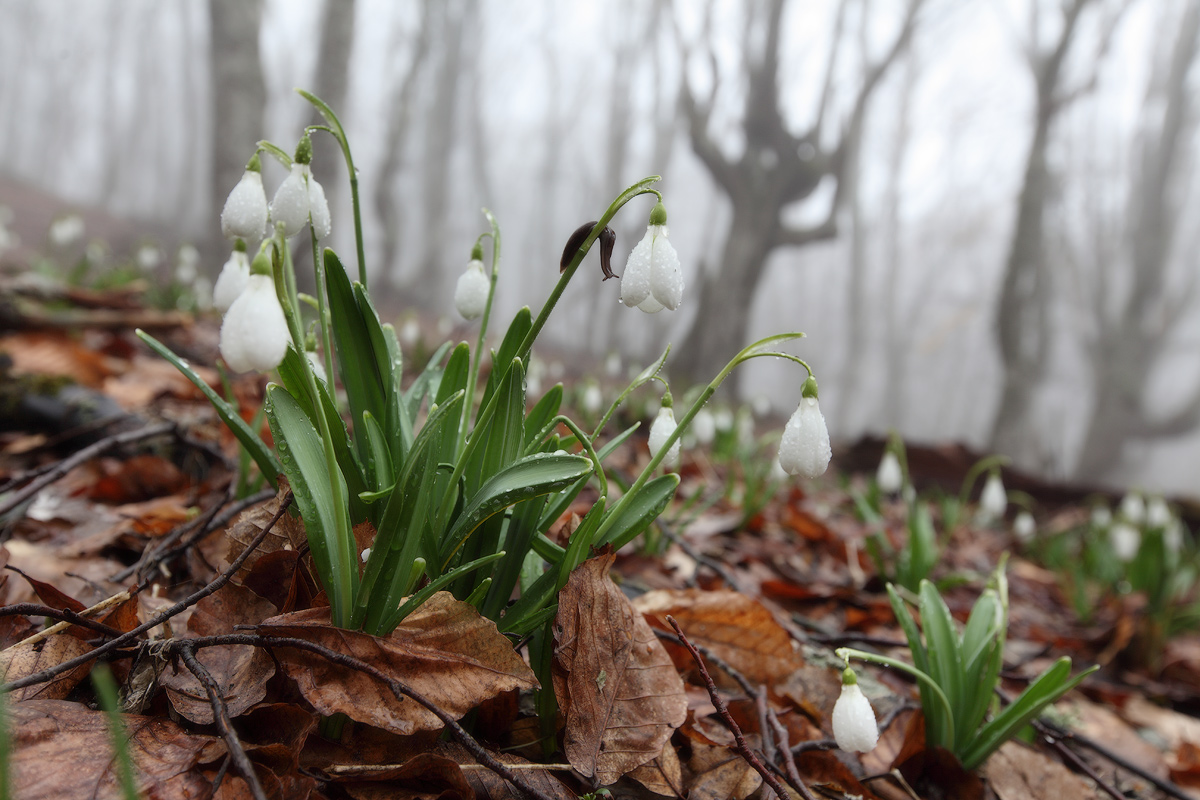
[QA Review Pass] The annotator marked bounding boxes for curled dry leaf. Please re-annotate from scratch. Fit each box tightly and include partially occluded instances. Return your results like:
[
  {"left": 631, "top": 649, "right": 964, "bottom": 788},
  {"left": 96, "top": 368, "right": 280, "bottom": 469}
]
[
  {"left": 686, "top": 740, "right": 762, "bottom": 800},
  {"left": 7, "top": 698, "right": 224, "bottom": 800},
  {"left": 627, "top": 743, "right": 685, "bottom": 797},
  {"left": 982, "top": 741, "right": 1096, "bottom": 800},
  {"left": 225, "top": 484, "right": 307, "bottom": 582},
  {"left": 633, "top": 588, "right": 802, "bottom": 687},
  {"left": 553, "top": 552, "right": 688, "bottom": 786},
  {"left": 159, "top": 584, "right": 277, "bottom": 724},
  {"left": 0, "top": 635, "right": 94, "bottom": 701},
  {"left": 258, "top": 592, "right": 537, "bottom": 735}
]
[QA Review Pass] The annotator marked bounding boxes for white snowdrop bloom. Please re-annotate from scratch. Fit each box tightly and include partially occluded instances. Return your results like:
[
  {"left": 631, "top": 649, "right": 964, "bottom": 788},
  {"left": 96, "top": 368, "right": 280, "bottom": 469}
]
[
  {"left": 751, "top": 394, "right": 771, "bottom": 418},
  {"left": 778, "top": 396, "right": 831, "bottom": 479},
  {"left": 193, "top": 276, "right": 213, "bottom": 311},
  {"left": 137, "top": 245, "right": 161, "bottom": 270},
  {"left": 581, "top": 383, "right": 604, "bottom": 416},
  {"left": 454, "top": 259, "right": 490, "bottom": 320},
  {"left": 1091, "top": 506, "right": 1112, "bottom": 528},
  {"left": 213, "top": 249, "right": 251, "bottom": 312},
  {"left": 221, "top": 168, "right": 269, "bottom": 241},
  {"left": 620, "top": 224, "right": 683, "bottom": 312},
  {"left": 770, "top": 457, "right": 789, "bottom": 483},
  {"left": 692, "top": 408, "right": 716, "bottom": 446},
  {"left": 832, "top": 671, "right": 878, "bottom": 753},
  {"left": 737, "top": 411, "right": 756, "bottom": 447},
  {"left": 270, "top": 163, "right": 330, "bottom": 238},
  {"left": 1013, "top": 511, "right": 1036, "bottom": 543},
  {"left": 219, "top": 274, "right": 290, "bottom": 373},
  {"left": 605, "top": 352, "right": 623, "bottom": 378},
  {"left": 399, "top": 318, "right": 420, "bottom": 347},
  {"left": 49, "top": 214, "right": 84, "bottom": 248},
  {"left": 360, "top": 547, "right": 371, "bottom": 562},
  {"left": 979, "top": 474, "right": 1007, "bottom": 521},
  {"left": 1146, "top": 497, "right": 1171, "bottom": 529},
  {"left": 1120, "top": 492, "right": 1146, "bottom": 525},
  {"left": 307, "top": 351, "right": 327, "bottom": 383},
  {"left": 1109, "top": 521, "right": 1141, "bottom": 562},
  {"left": 649, "top": 406, "right": 681, "bottom": 468},
  {"left": 876, "top": 451, "right": 903, "bottom": 495},
  {"left": 714, "top": 408, "right": 734, "bottom": 432}
]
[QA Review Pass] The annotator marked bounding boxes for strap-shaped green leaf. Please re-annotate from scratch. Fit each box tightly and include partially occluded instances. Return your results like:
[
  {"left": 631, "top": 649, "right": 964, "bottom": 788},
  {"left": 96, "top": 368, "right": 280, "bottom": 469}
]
[
  {"left": 137, "top": 330, "right": 280, "bottom": 486},
  {"left": 886, "top": 583, "right": 940, "bottom": 745},
  {"left": 402, "top": 340, "right": 453, "bottom": 422},
  {"left": 325, "top": 248, "right": 386, "bottom": 464},
  {"left": 464, "top": 357, "right": 525, "bottom": 495},
  {"left": 598, "top": 473, "right": 680, "bottom": 551},
  {"left": 479, "top": 306, "right": 531, "bottom": 410},
  {"left": 479, "top": 494, "right": 550, "bottom": 621},
  {"left": 918, "top": 580, "right": 965, "bottom": 749},
  {"left": 361, "top": 411, "right": 393, "bottom": 492},
  {"left": 524, "top": 384, "right": 563, "bottom": 449}
]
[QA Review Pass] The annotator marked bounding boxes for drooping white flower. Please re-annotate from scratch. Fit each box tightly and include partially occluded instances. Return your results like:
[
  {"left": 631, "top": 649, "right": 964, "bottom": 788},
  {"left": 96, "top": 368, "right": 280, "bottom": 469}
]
[
  {"left": 219, "top": 274, "right": 290, "bottom": 373},
  {"left": 1091, "top": 506, "right": 1112, "bottom": 528},
  {"left": 692, "top": 408, "right": 716, "bottom": 446},
  {"left": 270, "top": 162, "right": 331, "bottom": 238},
  {"left": 1109, "top": 521, "right": 1141, "bottom": 562},
  {"left": 649, "top": 405, "right": 681, "bottom": 468},
  {"left": 605, "top": 352, "right": 623, "bottom": 378},
  {"left": 137, "top": 245, "right": 161, "bottom": 270},
  {"left": 49, "top": 214, "right": 85, "bottom": 248},
  {"left": 714, "top": 408, "right": 734, "bottom": 433},
  {"left": 454, "top": 259, "right": 490, "bottom": 320},
  {"left": 1146, "top": 497, "right": 1171, "bottom": 529},
  {"left": 1013, "top": 511, "right": 1036, "bottom": 543},
  {"left": 1120, "top": 492, "right": 1146, "bottom": 525},
  {"left": 876, "top": 451, "right": 903, "bottom": 494},
  {"left": 213, "top": 249, "right": 251, "bottom": 312},
  {"left": 221, "top": 165, "right": 269, "bottom": 241},
  {"left": 581, "top": 383, "right": 604, "bottom": 416},
  {"left": 620, "top": 204, "right": 683, "bottom": 313},
  {"left": 832, "top": 669, "right": 878, "bottom": 753},
  {"left": 778, "top": 391, "right": 831, "bottom": 479},
  {"left": 979, "top": 473, "right": 1007, "bottom": 521}
]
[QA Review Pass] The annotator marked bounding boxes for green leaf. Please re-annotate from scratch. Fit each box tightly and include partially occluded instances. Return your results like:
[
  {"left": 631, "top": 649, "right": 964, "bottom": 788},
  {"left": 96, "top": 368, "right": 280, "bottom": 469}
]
[
  {"left": 325, "top": 249, "right": 386, "bottom": 463},
  {"left": 524, "top": 384, "right": 563, "bottom": 449},
  {"left": 440, "top": 453, "right": 592, "bottom": 569},
  {"left": 385, "top": 551, "right": 508, "bottom": 631},
  {"left": 402, "top": 341, "right": 453, "bottom": 422},
  {"left": 137, "top": 330, "right": 280, "bottom": 486},
  {"left": 918, "top": 580, "right": 964, "bottom": 749},
  {"left": 480, "top": 306, "right": 531, "bottom": 410},
  {"left": 436, "top": 342, "right": 471, "bottom": 407},
  {"left": 598, "top": 473, "right": 680, "bottom": 551},
  {"left": 887, "top": 583, "right": 940, "bottom": 746},
  {"left": 961, "top": 658, "right": 1097, "bottom": 770},
  {"left": 479, "top": 495, "right": 550, "bottom": 621},
  {"left": 265, "top": 385, "right": 356, "bottom": 625},
  {"left": 464, "top": 358, "right": 526, "bottom": 496},
  {"left": 361, "top": 411, "right": 393, "bottom": 492}
]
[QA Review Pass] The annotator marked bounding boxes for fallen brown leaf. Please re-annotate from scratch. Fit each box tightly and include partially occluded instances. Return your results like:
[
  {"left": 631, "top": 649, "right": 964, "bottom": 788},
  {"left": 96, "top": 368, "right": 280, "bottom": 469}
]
[
  {"left": 627, "top": 742, "right": 685, "bottom": 797},
  {"left": 0, "top": 636, "right": 94, "bottom": 700},
  {"left": 982, "top": 740, "right": 1097, "bottom": 800},
  {"left": 553, "top": 552, "right": 688, "bottom": 786},
  {"left": 438, "top": 743, "right": 577, "bottom": 800},
  {"left": 259, "top": 592, "right": 537, "bottom": 735},
  {"left": 686, "top": 739, "right": 762, "bottom": 800}
]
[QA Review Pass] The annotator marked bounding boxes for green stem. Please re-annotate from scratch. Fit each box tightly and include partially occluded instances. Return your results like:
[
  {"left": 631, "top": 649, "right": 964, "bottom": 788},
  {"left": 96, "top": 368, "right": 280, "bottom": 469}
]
[
  {"left": 298, "top": 89, "right": 368, "bottom": 286},
  {"left": 836, "top": 647, "right": 956, "bottom": 748},
  {"left": 310, "top": 229, "right": 337, "bottom": 393},
  {"left": 273, "top": 234, "right": 357, "bottom": 627},
  {"left": 459, "top": 216, "right": 501, "bottom": 455},
  {"left": 550, "top": 415, "right": 607, "bottom": 499}
]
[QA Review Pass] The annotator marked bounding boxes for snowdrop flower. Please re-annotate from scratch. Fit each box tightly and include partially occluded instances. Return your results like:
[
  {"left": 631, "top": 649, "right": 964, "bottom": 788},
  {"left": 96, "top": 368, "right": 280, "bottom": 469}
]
[
  {"left": 1013, "top": 511, "right": 1036, "bottom": 543},
  {"left": 1109, "top": 521, "right": 1141, "bottom": 562},
  {"left": 876, "top": 451, "right": 903, "bottom": 495},
  {"left": 1120, "top": 492, "right": 1145, "bottom": 525},
  {"left": 649, "top": 402, "right": 681, "bottom": 468},
  {"left": 778, "top": 377, "right": 831, "bottom": 479},
  {"left": 49, "top": 214, "right": 84, "bottom": 248},
  {"left": 1091, "top": 506, "right": 1112, "bottom": 528},
  {"left": 137, "top": 245, "right": 161, "bottom": 270},
  {"left": 714, "top": 408, "right": 734, "bottom": 433},
  {"left": 1146, "top": 497, "right": 1171, "bottom": 529},
  {"left": 581, "top": 383, "right": 604, "bottom": 416},
  {"left": 832, "top": 668, "right": 878, "bottom": 753},
  {"left": 219, "top": 270, "right": 289, "bottom": 373},
  {"left": 454, "top": 258, "right": 490, "bottom": 320},
  {"left": 399, "top": 318, "right": 421, "bottom": 347},
  {"left": 979, "top": 473, "right": 1007, "bottom": 522},
  {"left": 213, "top": 244, "right": 251, "bottom": 313},
  {"left": 605, "top": 352, "right": 623, "bottom": 378},
  {"left": 270, "top": 137, "right": 332, "bottom": 239},
  {"left": 692, "top": 408, "right": 716, "bottom": 446},
  {"left": 620, "top": 201, "right": 683, "bottom": 313},
  {"left": 221, "top": 155, "right": 270, "bottom": 241}
]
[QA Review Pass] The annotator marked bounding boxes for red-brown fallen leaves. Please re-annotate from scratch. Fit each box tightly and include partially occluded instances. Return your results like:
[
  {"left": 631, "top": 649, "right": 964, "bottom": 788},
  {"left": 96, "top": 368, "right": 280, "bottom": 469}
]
[
  {"left": 258, "top": 591, "right": 537, "bottom": 735},
  {"left": 553, "top": 552, "right": 688, "bottom": 786},
  {"left": 6, "top": 698, "right": 225, "bottom": 800},
  {"left": 0, "top": 636, "right": 94, "bottom": 701}
]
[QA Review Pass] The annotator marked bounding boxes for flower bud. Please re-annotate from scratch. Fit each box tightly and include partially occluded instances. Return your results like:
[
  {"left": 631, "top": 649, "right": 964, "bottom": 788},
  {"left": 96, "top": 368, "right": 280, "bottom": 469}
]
[
  {"left": 219, "top": 274, "right": 290, "bottom": 373},
  {"left": 832, "top": 669, "right": 878, "bottom": 753},
  {"left": 876, "top": 451, "right": 903, "bottom": 494},
  {"left": 271, "top": 164, "right": 312, "bottom": 237},
  {"left": 221, "top": 159, "right": 269, "bottom": 241},
  {"left": 1120, "top": 492, "right": 1145, "bottom": 525},
  {"left": 620, "top": 218, "right": 682, "bottom": 313},
  {"left": 1109, "top": 521, "right": 1141, "bottom": 562},
  {"left": 213, "top": 246, "right": 251, "bottom": 312},
  {"left": 692, "top": 408, "right": 716, "bottom": 446},
  {"left": 979, "top": 473, "right": 1007, "bottom": 521},
  {"left": 1013, "top": 511, "right": 1036, "bottom": 543},
  {"left": 1146, "top": 497, "right": 1171, "bottom": 529},
  {"left": 649, "top": 405, "right": 681, "bottom": 468},
  {"left": 778, "top": 395, "right": 831, "bottom": 479},
  {"left": 454, "top": 259, "right": 490, "bottom": 320}
]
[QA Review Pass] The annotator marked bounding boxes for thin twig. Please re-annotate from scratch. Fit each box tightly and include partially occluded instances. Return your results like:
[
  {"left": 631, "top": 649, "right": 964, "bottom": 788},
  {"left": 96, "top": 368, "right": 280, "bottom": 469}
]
[
  {"left": 1034, "top": 717, "right": 1192, "bottom": 800},
  {"left": 652, "top": 627, "right": 758, "bottom": 697},
  {"left": 177, "top": 633, "right": 558, "bottom": 800},
  {"left": 0, "top": 422, "right": 176, "bottom": 516},
  {"left": 0, "top": 602, "right": 126, "bottom": 641},
  {"left": 660, "top": 521, "right": 745, "bottom": 592},
  {"left": 0, "top": 492, "right": 291, "bottom": 694},
  {"left": 1037, "top": 728, "right": 1124, "bottom": 800},
  {"left": 179, "top": 646, "right": 268, "bottom": 800},
  {"left": 766, "top": 707, "right": 819, "bottom": 800},
  {"left": 667, "top": 616, "right": 799, "bottom": 800}
]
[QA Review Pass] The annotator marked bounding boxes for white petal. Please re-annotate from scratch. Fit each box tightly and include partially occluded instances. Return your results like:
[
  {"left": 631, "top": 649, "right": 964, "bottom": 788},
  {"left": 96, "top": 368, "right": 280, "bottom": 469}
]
[
  {"left": 778, "top": 397, "right": 831, "bottom": 478},
  {"left": 221, "top": 171, "right": 269, "bottom": 241},
  {"left": 270, "top": 164, "right": 310, "bottom": 237},
  {"left": 1109, "top": 522, "right": 1141, "bottom": 561},
  {"left": 637, "top": 294, "right": 665, "bottom": 313},
  {"left": 1121, "top": 493, "right": 1146, "bottom": 524},
  {"left": 980, "top": 474, "right": 1007, "bottom": 520},
  {"left": 220, "top": 274, "right": 289, "bottom": 373},
  {"left": 648, "top": 407, "right": 681, "bottom": 467},
  {"left": 213, "top": 251, "right": 251, "bottom": 312},
  {"left": 649, "top": 227, "right": 683, "bottom": 310},
  {"left": 692, "top": 409, "right": 716, "bottom": 445},
  {"left": 307, "top": 175, "right": 332, "bottom": 239},
  {"left": 1013, "top": 511, "right": 1036, "bottom": 542},
  {"left": 454, "top": 261, "right": 490, "bottom": 319},
  {"left": 620, "top": 229, "right": 654, "bottom": 307},
  {"left": 832, "top": 683, "right": 878, "bottom": 753},
  {"left": 876, "top": 452, "right": 903, "bottom": 494}
]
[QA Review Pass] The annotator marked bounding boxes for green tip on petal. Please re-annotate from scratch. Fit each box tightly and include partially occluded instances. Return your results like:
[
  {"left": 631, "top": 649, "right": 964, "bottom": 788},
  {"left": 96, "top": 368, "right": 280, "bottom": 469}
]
[
  {"left": 660, "top": 388, "right": 674, "bottom": 408},
  {"left": 250, "top": 251, "right": 272, "bottom": 276},
  {"left": 471, "top": 241, "right": 484, "bottom": 261},
  {"left": 233, "top": 238, "right": 247, "bottom": 253},
  {"left": 293, "top": 133, "right": 313, "bottom": 165},
  {"left": 245, "top": 152, "right": 262, "bottom": 173},
  {"left": 802, "top": 375, "right": 819, "bottom": 400},
  {"left": 842, "top": 667, "right": 858, "bottom": 686},
  {"left": 649, "top": 200, "right": 668, "bottom": 226}
]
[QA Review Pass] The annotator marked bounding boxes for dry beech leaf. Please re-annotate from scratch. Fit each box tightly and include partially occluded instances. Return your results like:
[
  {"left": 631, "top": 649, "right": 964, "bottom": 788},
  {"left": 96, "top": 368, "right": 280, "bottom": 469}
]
[
  {"left": 634, "top": 588, "right": 802, "bottom": 687},
  {"left": 225, "top": 486, "right": 307, "bottom": 581},
  {"left": 438, "top": 743, "right": 577, "bottom": 800},
  {"left": 687, "top": 740, "right": 762, "bottom": 800},
  {"left": 983, "top": 741, "right": 1097, "bottom": 800},
  {"left": 258, "top": 592, "right": 537, "bottom": 735},
  {"left": 159, "top": 584, "right": 278, "bottom": 724},
  {"left": 553, "top": 552, "right": 688, "bottom": 786},
  {"left": 339, "top": 752, "right": 475, "bottom": 800},
  {"left": 627, "top": 743, "right": 685, "bottom": 797},
  {"left": 8, "top": 698, "right": 224, "bottom": 800},
  {"left": 0, "top": 636, "right": 94, "bottom": 701}
]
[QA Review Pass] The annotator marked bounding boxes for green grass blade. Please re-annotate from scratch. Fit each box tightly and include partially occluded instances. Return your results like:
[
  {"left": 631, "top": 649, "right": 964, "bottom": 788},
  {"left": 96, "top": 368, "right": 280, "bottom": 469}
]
[{"left": 597, "top": 473, "right": 681, "bottom": 551}]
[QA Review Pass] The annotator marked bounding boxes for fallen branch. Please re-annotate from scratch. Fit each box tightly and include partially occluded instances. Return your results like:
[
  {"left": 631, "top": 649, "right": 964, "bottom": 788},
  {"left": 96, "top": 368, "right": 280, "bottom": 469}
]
[{"left": 1, "top": 595, "right": 130, "bottom": 647}]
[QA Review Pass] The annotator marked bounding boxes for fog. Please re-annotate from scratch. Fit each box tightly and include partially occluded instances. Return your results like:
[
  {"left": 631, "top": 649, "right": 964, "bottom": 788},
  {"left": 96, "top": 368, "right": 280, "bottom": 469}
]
[{"left": 1, "top": 0, "right": 1198, "bottom": 495}]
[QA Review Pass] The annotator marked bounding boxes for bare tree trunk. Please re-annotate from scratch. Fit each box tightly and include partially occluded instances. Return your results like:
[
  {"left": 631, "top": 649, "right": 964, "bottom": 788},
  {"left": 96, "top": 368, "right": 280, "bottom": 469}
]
[
  {"left": 308, "top": 0, "right": 357, "bottom": 196},
  {"left": 209, "top": 0, "right": 266, "bottom": 251}
]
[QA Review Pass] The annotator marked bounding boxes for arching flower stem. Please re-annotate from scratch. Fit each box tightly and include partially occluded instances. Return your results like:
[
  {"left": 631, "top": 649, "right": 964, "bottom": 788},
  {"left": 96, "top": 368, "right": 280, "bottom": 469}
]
[
  {"left": 836, "top": 646, "right": 956, "bottom": 748},
  {"left": 458, "top": 215, "right": 500, "bottom": 456}
]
